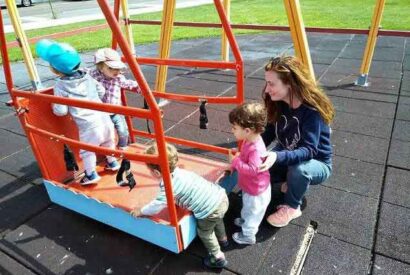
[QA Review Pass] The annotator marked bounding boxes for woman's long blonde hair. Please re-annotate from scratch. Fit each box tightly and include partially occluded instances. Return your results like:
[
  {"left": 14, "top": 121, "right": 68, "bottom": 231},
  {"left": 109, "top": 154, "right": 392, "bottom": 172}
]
[{"left": 263, "top": 56, "right": 334, "bottom": 124}]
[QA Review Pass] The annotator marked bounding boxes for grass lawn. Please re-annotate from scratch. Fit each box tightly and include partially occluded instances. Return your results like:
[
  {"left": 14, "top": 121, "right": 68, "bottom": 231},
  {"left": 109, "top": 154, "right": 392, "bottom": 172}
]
[{"left": 3, "top": 0, "right": 410, "bottom": 62}]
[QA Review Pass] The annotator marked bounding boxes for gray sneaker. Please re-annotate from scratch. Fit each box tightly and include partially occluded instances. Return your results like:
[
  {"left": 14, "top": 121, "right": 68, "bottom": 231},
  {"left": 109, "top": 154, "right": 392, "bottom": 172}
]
[
  {"left": 232, "top": 232, "right": 256, "bottom": 245},
  {"left": 234, "top": 218, "right": 244, "bottom": 227}
]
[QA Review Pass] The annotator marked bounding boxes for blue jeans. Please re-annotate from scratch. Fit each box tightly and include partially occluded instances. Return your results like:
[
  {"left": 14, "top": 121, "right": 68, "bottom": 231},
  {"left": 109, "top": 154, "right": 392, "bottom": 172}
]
[
  {"left": 110, "top": 114, "right": 129, "bottom": 147},
  {"left": 270, "top": 160, "right": 332, "bottom": 209}
]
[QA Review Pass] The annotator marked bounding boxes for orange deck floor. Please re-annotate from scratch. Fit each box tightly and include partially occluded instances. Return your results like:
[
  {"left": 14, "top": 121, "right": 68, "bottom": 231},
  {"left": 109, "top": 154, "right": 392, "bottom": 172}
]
[{"left": 50, "top": 143, "right": 230, "bottom": 225}]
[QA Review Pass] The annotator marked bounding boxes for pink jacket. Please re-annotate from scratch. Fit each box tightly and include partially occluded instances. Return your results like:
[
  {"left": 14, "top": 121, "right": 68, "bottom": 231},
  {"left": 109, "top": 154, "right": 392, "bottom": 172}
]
[{"left": 231, "top": 136, "right": 270, "bottom": 196}]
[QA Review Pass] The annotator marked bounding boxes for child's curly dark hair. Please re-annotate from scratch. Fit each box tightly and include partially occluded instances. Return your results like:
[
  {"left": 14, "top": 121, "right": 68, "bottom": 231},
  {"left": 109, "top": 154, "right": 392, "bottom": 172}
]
[{"left": 229, "top": 102, "right": 267, "bottom": 134}]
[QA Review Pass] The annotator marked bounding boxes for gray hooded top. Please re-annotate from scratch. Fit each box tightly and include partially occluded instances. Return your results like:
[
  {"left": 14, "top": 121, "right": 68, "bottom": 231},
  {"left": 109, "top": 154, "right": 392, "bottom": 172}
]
[{"left": 53, "top": 70, "right": 111, "bottom": 132}]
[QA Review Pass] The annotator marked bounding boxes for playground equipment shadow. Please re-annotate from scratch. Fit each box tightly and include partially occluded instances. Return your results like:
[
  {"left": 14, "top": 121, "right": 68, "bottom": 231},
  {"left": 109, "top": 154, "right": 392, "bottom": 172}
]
[{"left": 0, "top": 32, "right": 410, "bottom": 274}]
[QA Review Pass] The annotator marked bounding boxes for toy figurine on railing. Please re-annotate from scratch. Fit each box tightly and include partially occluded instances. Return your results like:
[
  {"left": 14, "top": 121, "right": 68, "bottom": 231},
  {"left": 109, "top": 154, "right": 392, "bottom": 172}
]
[
  {"left": 199, "top": 99, "right": 208, "bottom": 129},
  {"left": 63, "top": 144, "right": 79, "bottom": 172}
]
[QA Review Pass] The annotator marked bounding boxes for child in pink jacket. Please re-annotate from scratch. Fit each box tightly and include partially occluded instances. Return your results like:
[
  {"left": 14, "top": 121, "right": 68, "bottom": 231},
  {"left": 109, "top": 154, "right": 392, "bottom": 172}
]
[{"left": 229, "top": 102, "right": 271, "bottom": 245}]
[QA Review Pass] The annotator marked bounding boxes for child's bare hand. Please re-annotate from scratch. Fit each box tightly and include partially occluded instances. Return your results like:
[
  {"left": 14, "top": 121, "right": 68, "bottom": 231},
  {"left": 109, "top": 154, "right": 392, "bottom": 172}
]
[
  {"left": 228, "top": 149, "right": 239, "bottom": 163},
  {"left": 131, "top": 207, "right": 142, "bottom": 217}
]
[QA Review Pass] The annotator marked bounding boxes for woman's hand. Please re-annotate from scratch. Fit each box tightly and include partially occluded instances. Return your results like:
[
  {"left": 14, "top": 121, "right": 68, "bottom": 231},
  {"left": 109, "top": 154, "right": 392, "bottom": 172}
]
[{"left": 259, "top": 152, "right": 277, "bottom": 172}]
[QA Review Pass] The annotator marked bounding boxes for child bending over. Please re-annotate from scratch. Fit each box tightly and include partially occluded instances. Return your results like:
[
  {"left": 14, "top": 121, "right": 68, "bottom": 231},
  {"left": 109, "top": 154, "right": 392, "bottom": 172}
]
[
  {"left": 229, "top": 102, "right": 271, "bottom": 245},
  {"left": 131, "top": 143, "right": 229, "bottom": 269}
]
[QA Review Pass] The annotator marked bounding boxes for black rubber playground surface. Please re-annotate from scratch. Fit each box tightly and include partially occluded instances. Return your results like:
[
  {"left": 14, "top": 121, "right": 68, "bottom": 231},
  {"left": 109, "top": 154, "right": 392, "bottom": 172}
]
[{"left": 0, "top": 32, "right": 409, "bottom": 274}]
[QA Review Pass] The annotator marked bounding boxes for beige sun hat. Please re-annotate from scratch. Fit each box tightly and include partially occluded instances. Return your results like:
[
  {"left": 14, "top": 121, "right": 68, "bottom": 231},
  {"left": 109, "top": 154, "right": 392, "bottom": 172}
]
[{"left": 94, "top": 48, "right": 126, "bottom": 69}]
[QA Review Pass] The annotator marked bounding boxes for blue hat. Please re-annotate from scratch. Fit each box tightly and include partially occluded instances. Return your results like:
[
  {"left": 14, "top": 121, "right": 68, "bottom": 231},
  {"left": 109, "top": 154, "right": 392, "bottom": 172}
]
[{"left": 35, "top": 39, "right": 81, "bottom": 75}]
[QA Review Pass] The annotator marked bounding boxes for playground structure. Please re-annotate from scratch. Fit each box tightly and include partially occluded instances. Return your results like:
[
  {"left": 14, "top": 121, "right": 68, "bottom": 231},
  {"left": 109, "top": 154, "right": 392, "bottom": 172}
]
[
  {"left": 0, "top": 0, "right": 409, "bottom": 255},
  {"left": 3, "top": 0, "right": 408, "bottom": 88},
  {"left": 0, "top": 0, "right": 246, "bottom": 253}
]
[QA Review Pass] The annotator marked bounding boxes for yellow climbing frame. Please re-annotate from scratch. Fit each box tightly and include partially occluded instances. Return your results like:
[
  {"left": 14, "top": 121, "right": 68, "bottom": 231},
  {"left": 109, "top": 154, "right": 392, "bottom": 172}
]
[
  {"left": 4, "top": 0, "right": 42, "bottom": 90},
  {"left": 155, "top": 0, "right": 176, "bottom": 93},
  {"left": 120, "top": 0, "right": 135, "bottom": 55},
  {"left": 284, "top": 0, "right": 314, "bottom": 79},
  {"left": 221, "top": 0, "right": 230, "bottom": 62},
  {"left": 356, "top": 0, "right": 386, "bottom": 86}
]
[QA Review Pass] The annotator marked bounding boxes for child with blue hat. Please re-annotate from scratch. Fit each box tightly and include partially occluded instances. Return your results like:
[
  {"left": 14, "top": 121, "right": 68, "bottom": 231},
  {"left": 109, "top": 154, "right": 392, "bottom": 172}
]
[{"left": 36, "top": 39, "right": 121, "bottom": 185}]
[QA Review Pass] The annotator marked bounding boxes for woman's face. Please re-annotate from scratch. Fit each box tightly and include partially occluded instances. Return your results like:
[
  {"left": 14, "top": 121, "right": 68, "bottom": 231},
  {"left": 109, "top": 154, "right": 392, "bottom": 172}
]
[{"left": 264, "top": 71, "right": 290, "bottom": 103}]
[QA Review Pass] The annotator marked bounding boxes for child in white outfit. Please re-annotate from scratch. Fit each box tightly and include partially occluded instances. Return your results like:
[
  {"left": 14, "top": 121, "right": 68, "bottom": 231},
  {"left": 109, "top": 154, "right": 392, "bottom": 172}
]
[
  {"left": 229, "top": 102, "right": 271, "bottom": 245},
  {"left": 35, "top": 40, "right": 120, "bottom": 185}
]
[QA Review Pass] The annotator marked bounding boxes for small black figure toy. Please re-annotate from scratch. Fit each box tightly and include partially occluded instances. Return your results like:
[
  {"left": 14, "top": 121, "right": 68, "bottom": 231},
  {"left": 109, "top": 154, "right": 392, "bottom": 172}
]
[
  {"left": 116, "top": 159, "right": 137, "bottom": 191},
  {"left": 63, "top": 144, "right": 79, "bottom": 171},
  {"left": 199, "top": 100, "right": 208, "bottom": 129}
]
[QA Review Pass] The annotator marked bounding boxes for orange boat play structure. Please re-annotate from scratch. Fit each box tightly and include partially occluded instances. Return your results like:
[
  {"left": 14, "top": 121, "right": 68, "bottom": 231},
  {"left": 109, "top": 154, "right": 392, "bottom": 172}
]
[{"left": 0, "top": 0, "right": 243, "bottom": 253}]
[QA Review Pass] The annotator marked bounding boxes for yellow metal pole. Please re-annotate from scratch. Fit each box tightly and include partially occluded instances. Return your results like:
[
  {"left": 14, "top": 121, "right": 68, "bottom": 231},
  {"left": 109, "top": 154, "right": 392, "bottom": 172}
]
[
  {"left": 221, "top": 0, "right": 230, "bottom": 62},
  {"left": 120, "top": 0, "right": 135, "bottom": 55},
  {"left": 155, "top": 0, "right": 176, "bottom": 93},
  {"left": 5, "top": 0, "right": 42, "bottom": 90},
  {"left": 283, "top": 0, "right": 314, "bottom": 79},
  {"left": 355, "top": 0, "right": 386, "bottom": 86}
]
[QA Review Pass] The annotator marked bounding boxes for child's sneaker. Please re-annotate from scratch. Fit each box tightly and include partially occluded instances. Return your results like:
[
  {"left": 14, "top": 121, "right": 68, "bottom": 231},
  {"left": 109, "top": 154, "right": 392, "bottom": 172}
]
[
  {"left": 218, "top": 239, "right": 229, "bottom": 248},
  {"left": 232, "top": 232, "right": 256, "bottom": 245},
  {"left": 105, "top": 160, "right": 120, "bottom": 171},
  {"left": 80, "top": 171, "right": 101, "bottom": 185},
  {"left": 266, "top": 205, "right": 302, "bottom": 227},
  {"left": 203, "top": 254, "right": 227, "bottom": 269},
  {"left": 234, "top": 217, "right": 244, "bottom": 227}
]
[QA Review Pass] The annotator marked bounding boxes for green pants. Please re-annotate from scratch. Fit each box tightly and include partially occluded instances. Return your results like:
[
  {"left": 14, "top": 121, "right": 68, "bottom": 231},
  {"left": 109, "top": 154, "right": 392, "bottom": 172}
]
[{"left": 196, "top": 194, "right": 229, "bottom": 256}]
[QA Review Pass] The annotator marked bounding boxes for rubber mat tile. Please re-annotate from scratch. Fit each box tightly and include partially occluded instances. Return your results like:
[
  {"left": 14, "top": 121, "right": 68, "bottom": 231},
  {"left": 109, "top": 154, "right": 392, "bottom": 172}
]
[
  {"left": 1, "top": 205, "right": 167, "bottom": 275},
  {"left": 0, "top": 147, "right": 43, "bottom": 185},
  {"left": 0, "top": 113, "right": 26, "bottom": 136},
  {"left": 152, "top": 252, "right": 235, "bottom": 274},
  {"left": 332, "top": 111, "right": 393, "bottom": 139},
  {"left": 303, "top": 233, "right": 371, "bottom": 274},
  {"left": 255, "top": 224, "right": 307, "bottom": 274},
  {"left": 325, "top": 87, "right": 398, "bottom": 103},
  {"left": 0, "top": 251, "right": 36, "bottom": 275},
  {"left": 292, "top": 185, "right": 378, "bottom": 249},
  {"left": 383, "top": 168, "right": 410, "bottom": 208},
  {"left": 0, "top": 171, "right": 49, "bottom": 233},
  {"left": 332, "top": 130, "right": 389, "bottom": 164},
  {"left": 331, "top": 96, "right": 396, "bottom": 118},
  {"left": 392, "top": 120, "right": 410, "bottom": 141},
  {"left": 373, "top": 255, "right": 410, "bottom": 275},
  {"left": 0, "top": 129, "right": 28, "bottom": 160},
  {"left": 324, "top": 155, "right": 384, "bottom": 198},
  {"left": 388, "top": 139, "right": 410, "bottom": 169},
  {"left": 376, "top": 203, "right": 410, "bottom": 263}
]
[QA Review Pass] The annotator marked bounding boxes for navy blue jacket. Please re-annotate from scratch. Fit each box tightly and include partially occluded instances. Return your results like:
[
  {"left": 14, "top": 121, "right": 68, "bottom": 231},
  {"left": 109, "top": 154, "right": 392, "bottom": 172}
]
[{"left": 261, "top": 102, "right": 332, "bottom": 166}]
